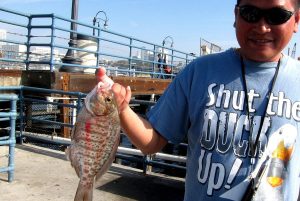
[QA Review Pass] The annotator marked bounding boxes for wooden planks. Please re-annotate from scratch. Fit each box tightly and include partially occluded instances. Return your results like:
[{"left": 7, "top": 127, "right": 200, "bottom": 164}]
[
  {"left": 19, "top": 70, "right": 171, "bottom": 95},
  {"left": 111, "top": 76, "right": 171, "bottom": 95},
  {"left": 0, "top": 69, "right": 22, "bottom": 87}
]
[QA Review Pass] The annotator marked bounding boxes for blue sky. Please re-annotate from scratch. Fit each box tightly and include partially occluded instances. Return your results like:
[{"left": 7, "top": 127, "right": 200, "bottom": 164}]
[{"left": 1, "top": 0, "right": 299, "bottom": 56}]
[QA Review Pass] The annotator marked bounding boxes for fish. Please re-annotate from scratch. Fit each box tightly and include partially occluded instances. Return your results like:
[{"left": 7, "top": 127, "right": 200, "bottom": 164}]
[{"left": 66, "top": 81, "right": 120, "bottom": 201}]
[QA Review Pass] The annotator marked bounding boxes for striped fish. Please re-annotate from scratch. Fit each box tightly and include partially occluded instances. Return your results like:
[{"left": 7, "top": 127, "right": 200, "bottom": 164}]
[{"left": 66, "top": 81, "right": 120, "bottom": 201}]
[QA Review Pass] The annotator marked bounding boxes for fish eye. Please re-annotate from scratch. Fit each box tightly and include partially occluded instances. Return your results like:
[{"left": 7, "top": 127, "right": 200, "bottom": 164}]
[{"left": 105, "top": 97, "right": 112, "bottom": 103}]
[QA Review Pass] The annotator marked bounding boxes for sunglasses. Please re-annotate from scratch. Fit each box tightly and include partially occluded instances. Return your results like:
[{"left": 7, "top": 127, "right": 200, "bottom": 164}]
[{"left": 237, "top": 5, "right": 294, "bottom": 25}]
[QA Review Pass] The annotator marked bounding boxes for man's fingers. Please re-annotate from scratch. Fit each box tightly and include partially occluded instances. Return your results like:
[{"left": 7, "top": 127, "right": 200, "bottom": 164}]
[
  {"left": 111, "top": 84, "right": 131, "bottom": 113},
  {"left": 111, "top": 83, "right": 122, "bottom": 96},
  {"left": 125, "top": 86, "right": 131, "bottom": 103},
  {"left": 112, "top": 83, "right": 126, "bottom": 103}
]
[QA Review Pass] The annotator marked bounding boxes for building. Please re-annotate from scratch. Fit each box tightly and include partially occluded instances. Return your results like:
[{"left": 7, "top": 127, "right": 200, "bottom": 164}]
[
  {"left": 0, "top": 29, "right": 7, "bottom": 57},
  {"left": 1, "top": 44, "right": 61, "bottom": 69},
  {"left": 30, "top": 46, "right": 60, "bottom": 62},
  {"left": 1, "top": 44, "right": 26, "bottom": 60},
  {"left": 0, "top": 29, "right": 7, "bottom": 46},
  {"left": 139, "top": 47, "right": 154, "bottom": 67}
]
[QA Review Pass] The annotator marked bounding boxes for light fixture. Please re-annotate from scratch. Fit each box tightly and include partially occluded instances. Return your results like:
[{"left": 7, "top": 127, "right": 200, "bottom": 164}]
[
  {"left": 162, "top": 36, "right": 174, "bottom": 48},
  {"left": 93, "top": 10, "right": 108, "bottom": 36}
]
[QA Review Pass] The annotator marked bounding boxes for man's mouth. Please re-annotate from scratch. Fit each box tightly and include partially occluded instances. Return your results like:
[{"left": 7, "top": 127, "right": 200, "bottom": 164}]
[{"left": 249, "top": 38, "right": 273, "bottom": 44}]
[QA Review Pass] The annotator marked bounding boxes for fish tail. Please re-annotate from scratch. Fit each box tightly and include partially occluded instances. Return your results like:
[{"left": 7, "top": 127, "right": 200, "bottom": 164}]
[{"left": 74, "top": 182, "right": 93, "bottom": 201}]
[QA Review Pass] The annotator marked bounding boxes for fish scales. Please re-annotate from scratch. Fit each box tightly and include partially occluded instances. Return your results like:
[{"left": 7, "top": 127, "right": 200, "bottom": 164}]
[{"left": 66, "top": 83, "right": 120, "bottom": 201}]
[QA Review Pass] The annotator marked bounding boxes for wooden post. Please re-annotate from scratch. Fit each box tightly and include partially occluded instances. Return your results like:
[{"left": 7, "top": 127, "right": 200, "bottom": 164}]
[{"left": 61, "top": 73, "right": 71, "bottom": 138}]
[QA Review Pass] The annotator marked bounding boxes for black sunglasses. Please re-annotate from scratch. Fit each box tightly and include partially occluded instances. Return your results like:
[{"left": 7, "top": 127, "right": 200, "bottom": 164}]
[{"left": 237, "top": 5, "right": 294, "bottom": 25}]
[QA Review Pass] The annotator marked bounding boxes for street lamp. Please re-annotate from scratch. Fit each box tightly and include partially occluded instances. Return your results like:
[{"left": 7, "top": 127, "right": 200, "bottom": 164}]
[
  {"left": 60, "top": 0, "right": 83, "bottom": 72},
  {"left": 160, "top": 36, "right": 174, "bottom": 78},
  {"left": 162, "top": 36, "right": 174, "bottom": 48},
  {"left": 161, "top": 35, "right": 174, "bottom": 62},
  {"left": 93, "top": 10, "right": 108, "bottom": 36}
]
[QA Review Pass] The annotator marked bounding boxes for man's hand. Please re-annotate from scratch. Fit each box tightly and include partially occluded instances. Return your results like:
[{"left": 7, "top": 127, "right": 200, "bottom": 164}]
[
  {"left": 96, "top": 68, "right": 166, "bottom": 154},
  {"left": 96, "top": 67, "right": 131, "bottom": 114}
]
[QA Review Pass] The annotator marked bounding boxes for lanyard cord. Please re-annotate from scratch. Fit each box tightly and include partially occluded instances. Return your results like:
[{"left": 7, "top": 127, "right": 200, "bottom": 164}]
[{"left": 240, "top": 56, "right": 281, "bottom": 158}]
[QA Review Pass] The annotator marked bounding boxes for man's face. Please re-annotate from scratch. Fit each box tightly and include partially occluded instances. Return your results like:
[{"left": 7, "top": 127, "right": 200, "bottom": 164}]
[{"left": 235, "top": 0, "right": 300, "bottom": 62}]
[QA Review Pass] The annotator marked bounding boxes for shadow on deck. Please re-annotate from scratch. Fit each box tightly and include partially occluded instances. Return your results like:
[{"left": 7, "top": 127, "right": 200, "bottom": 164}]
[{"left": 0, "top": 144, "right": 184, "bottom": 201}]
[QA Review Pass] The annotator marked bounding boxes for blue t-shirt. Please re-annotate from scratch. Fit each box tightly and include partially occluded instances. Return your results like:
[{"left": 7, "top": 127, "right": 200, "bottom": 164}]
[{"left": 147, "top": 48, "right": 300, "bottom": 201}]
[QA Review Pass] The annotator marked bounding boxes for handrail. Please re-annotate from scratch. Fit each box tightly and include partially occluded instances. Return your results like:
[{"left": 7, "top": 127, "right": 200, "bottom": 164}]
[
  {"left": 0, "top": 6, "right": 196, "bottom": 78},
  {"left": 0, "top": 94, "right": 18, "bottom": 182},
  {"left": 0, "top": 86, "right": 187, "bottom": 175}
]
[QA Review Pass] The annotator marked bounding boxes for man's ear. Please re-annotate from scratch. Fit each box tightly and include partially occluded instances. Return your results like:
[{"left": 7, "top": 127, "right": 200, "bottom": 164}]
[
  {"left": 234, "top": 6, "right": 238, "bottom": 28},
  {"left": 294, "top": 10, "right": 300, "bottom": 33}
]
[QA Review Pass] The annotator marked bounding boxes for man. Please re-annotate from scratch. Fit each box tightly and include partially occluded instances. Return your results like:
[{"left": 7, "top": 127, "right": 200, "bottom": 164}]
[
  {"left": 157, "top": 53, "right": 163, "bottom": 78},
  {"left": 98, "top": 0, "right": 300, "bottom": 200}
]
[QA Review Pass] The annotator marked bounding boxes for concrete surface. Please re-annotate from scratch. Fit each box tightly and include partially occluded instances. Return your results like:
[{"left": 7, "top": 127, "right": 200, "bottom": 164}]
[{"left": 0, "top": 144, "right": 185, "bottom": 201}]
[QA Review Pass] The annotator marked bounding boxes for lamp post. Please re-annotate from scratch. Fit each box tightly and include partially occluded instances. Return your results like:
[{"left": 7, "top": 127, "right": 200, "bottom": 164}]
[
  {"left": 60, "top": 0, "right": 83, "bottom": 72},
  {"left": 93, "top": 10, "right": 108, "bottom": 36},
  {"left": 162, "top": 35, "right": 174, "bottom": 73},
  {"left": 162, "top": 35, "right": 174, "bottom": 68},
  {"left": 158, "top": 36, "right": 174, "bottom": 78},
  {"left": 92, "top": 10, "right": 108, "bottom": 72},
  {"left": 162, "top": 35, "right": 174, "bottom": 49}
]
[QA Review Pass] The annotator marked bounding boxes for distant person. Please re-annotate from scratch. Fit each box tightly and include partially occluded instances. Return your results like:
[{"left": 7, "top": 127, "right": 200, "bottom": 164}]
[
  {"left": 98, "top": 0, "right": 300, "bottom": 200},
  {"left": 162, "top": 54, "right": 172, "bottom": 78},
  {"left": 157, "top": 53, "right": 163, "bottom": 77}
]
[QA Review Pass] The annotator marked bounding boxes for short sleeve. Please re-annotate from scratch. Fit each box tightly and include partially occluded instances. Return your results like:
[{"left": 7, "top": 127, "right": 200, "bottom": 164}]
[{"left": 146, "top": 68, "right": 191, "bottom": 144}]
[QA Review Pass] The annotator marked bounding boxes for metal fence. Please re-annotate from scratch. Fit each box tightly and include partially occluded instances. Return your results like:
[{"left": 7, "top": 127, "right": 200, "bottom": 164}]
[
  {"left": 0, "top": 6, "right": 188, "bottom": 177},
  {"left": 200, "top": 38, "right": 222, "bottom": 56},
  {"left": 0, "top": 93, "right": 18, "bottom": 182},
  {"left": 0, "top": 86, "right": 187, "bottom": 176},
  {"left": 0, "top": 6, "right": 196, "bottom": 79}
]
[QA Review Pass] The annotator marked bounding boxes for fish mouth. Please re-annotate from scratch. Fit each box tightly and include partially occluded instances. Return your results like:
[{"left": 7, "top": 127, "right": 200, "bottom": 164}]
[{"left": 98, "top": 81, "right": 112, "bottom": 91}]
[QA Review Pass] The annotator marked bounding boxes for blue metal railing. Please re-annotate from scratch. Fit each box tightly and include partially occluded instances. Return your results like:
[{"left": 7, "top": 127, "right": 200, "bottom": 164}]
[
  {"left": 0, "top": 93, "right": 18, "bottom": 182},
  {"left": 0, "top": 86, "right": 187, "bottom": 175},
  {"left": 0, "top": 5, "right": 190, "bottom": 175},
  {"left": 0, "top": 6, "right": 196, "bottom": 78},
  {"left": 0, "top": 86, "right": 85, "bottom": 139}
]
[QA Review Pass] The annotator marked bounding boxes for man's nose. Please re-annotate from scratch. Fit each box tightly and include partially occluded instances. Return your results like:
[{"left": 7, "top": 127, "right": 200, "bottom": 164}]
[{"left": 254, "top": 17, "right": 271, "bottom": 33}]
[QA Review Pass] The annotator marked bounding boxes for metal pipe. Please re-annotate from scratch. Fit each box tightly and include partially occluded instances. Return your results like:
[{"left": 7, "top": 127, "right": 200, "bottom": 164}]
[
  {"left": 20, "top": 133, "right": 187, "bottom": 164},
  {"left": 70, "top": 0, "right": 79, "bottom": 40},
  {"left": 49, "top": 15, "right": 55, "bottom": 72},
  {"left": 146, "top": 160, "right": 186, "bottom": 170},
  {"left": 59, "top": 0, "right": 82, "bottom": 72},
  {"left": 0, "top": 94, "right": 18, "bottom": 182},
  {"left": 0, "top": 139, "right": 16, "bottom": 145},
  {"left": 117, "top": 147, "right": 186, "bottom": 163},
  {"left": 0, "top": 136, "right": 10, "bottom": 140}
]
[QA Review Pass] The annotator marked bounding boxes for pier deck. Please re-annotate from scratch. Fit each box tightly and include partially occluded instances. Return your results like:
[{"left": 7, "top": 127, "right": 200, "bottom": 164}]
[
  {"left": 0, "top": 69, "right": 172, "bottom": 95},
  {"left": 0, "top": 144, "right": 184, "bottom": 201}
]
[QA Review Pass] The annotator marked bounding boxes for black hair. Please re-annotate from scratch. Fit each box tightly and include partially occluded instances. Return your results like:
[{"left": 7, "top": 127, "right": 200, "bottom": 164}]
[{"left": 236, "top": 0, "right": 300, "bottom": 8}]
